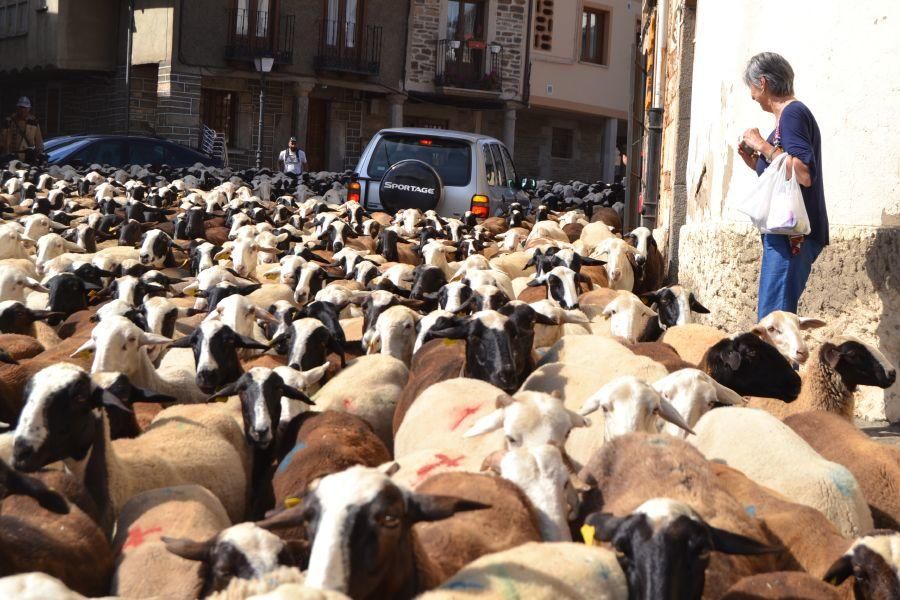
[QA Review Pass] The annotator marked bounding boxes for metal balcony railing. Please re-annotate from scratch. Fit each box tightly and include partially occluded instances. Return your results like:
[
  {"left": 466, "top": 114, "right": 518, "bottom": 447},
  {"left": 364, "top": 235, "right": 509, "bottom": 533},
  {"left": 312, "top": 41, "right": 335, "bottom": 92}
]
[
  {"left": 226, "top": 8, "right": 295, "bottom": 65},
  {"left": 314, "top": 19, "right": 382, "bottom": 76},
  {"left": 434, "top": 39, "right": 503, "bottom": 92}
]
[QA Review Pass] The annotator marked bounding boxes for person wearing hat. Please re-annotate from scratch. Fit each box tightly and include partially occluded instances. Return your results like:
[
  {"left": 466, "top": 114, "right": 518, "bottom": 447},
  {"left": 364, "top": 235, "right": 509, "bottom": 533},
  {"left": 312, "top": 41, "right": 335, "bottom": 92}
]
[
  {"left": 277, "top": 136, "right": 307, "bottom": 176},
  {"left": 2, "top": 97, "right": 44, "bottom": 162}
]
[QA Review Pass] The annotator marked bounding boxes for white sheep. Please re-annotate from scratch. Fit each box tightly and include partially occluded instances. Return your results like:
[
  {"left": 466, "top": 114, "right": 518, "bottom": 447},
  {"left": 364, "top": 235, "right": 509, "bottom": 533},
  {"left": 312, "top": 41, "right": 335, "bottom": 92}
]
[
  {"left": 651, "top": 369, "right": 745, "bottom": 438},
  {"left": 690, "top": 406, "right": 874, "bottom": 538}
]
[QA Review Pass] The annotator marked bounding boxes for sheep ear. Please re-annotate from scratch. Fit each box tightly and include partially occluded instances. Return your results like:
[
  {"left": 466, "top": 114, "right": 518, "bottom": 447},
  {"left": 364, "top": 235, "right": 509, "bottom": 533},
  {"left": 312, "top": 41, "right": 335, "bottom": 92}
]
[
  {"left": 70, "top": 339, "right": 96, "bottom": 358},
  {"left": 167, "top": 334, "right": 194, "bottom": 348},
  {"left": 282, "top": 386, "right": 315, "bottom": 406},
  {"left": 406, "top": 493, "right": 490, "bottom": 523},
  {"left": 708, "top": 526, "right": 779, "bottom": 556},
  {"left": 383, "top": 462, "right": 401, "bottom": 477},
  {"left": 140, "top": 332, "right": 173, "bottom": 347},
  {"left": 654, "top": 398, "right": 694, "bottom": 435},
  {"left": 578, "top": 391, "right": 605, "bottom": 417},
  {"left": 234, "top": 333, "right": 270, "bottom": 351},
  {"left": 822, "top": 555, "right": 854, "bottom": 586},
  {"left": 526, "top": 278, "right": 543, "bottom": 287},
  {"left": 495, "top": 393, "right": 515, "bottom": 408},
  {"left": 301, "top": 363, "right": 329, "bottom": 386},
  {"left": 688, "top": 293, "right": 710, "bottom": 314},
  {"left": 207, "top": 381, "right": 238, "bottom": 402},
  {"left": 821, "top": 342, "right": 842, "bottom": 368},
  {"left": 584, "top": 512, "right": 624, "bottom": 543},
  {"left": 162, "top": 536, "right": 212, "bottom": 562},
  {"left": 463, "top": 409, "right": 505, "bottom": 438},
  {"left": 798, "top": 317, "right": 826, "bottom": 330},
  {"left": 256, "top": 504, "right": 311, "bottom": 531}
]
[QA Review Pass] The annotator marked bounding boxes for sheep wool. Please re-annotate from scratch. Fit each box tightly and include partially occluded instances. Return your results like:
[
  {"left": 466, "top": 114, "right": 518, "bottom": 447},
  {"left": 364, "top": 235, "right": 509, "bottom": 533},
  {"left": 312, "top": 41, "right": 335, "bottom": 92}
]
[
  {"left": 206, "top": 567, "right": 349, "bottom": 600},
  {"left": 111, "top": 485, "right": 232, "bottom": 600},
  {"left": 313, "top": 354, "right": 408, "bottom": 447},
  {"left": 381, "top": 447, "right": 486, "bottom": 489},
  {"left": 661, "top": 323, "right": 729, "bottom": 366},
  {"left": 722, "top": 572, "right": 843, "bottom": 600},
  {"left": 393, "top": 378, "right": 507, "bottom": 460},
  {"left": 419, "top": 542, "right": 628, "bottom": 600},
  {"left": 690, "top": 407, "right": 874, "bottom": 538}
]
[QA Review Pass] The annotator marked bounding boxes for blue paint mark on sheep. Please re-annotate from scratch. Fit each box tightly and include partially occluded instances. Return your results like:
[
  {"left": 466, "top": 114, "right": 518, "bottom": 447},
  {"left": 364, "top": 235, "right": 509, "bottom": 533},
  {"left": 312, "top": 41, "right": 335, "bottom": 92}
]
[
  {"left": 595, "top": 563, "right": 610, "bottom": 580},
  {"left": 443, "top": 580, "right": 485, "bottom": 590},
  {"left": 277, "top": 442, "right": 307, "bottom": 474},
  {"left": 745, "top": 505, "right": 757, "bottom": 518},
  {"left": 829, "top": 467, "right": 856, "bottom": 498}
]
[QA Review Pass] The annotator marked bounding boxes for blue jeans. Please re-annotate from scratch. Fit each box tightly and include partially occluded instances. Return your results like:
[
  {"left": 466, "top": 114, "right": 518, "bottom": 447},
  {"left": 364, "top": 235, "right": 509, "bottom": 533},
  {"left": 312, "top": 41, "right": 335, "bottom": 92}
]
[{"left": 758, "top": 234, "right": 823, "bottom": 321}]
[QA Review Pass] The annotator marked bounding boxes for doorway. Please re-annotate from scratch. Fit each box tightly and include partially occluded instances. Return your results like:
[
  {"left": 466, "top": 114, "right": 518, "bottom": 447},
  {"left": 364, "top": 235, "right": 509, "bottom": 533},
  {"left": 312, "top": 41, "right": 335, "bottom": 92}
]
[
  {"left": 445, "top": 0, "right": 487, "bottom": 83},
  {"left": 306, "top": 98, "right": 328, "bottom": 172}
]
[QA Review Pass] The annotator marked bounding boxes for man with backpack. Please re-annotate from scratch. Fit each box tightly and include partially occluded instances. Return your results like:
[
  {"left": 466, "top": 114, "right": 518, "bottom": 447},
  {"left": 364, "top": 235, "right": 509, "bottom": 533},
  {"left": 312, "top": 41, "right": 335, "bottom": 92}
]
[{"left": 277, "top": 136, "right": 308, "bottom": 176}]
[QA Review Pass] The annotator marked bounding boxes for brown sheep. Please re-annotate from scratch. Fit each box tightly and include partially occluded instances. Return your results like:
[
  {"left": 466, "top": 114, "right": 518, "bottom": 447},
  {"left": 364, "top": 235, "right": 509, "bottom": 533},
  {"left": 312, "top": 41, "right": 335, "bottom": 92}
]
[
  {"left": 709, "top": 462, "right": 853, "bottom": 584},
  {"left": 579, "top": 433, "right": 787, "bottom": 598},
  {"left": 412, "top": 471, "right": 543, "bottom": 590},
  {"left": 392, "top": 338, "right": 466, "bottom": 436},
  {"left": 562, "top": 222, "right": 583, "bottom": 242},
  {"left": 626, "top": 341, "right": 696, "bottom": 372},
  {"left": 661, "top": 323, "right": 728, "bottom": 365},
  {"left": 272, "top": 410, "right": 391, "bottom": 540},
  {"left": 478, "top": 217, "right": 507, "bottom": 238},
  {"left": 784, "top": 411, "right": 900, "bottom": 530},
  {"left": 0, "top": 333, "right": 43, "bottom": 360},
  {"left": 722, "top": 572, "right": 844, "bottom": 600},
  {"left": 0, "top": 471, "right": 114, "bottom": 596},
  {"left": 590, "top": 206, "right": 621, "bottom": 232}
]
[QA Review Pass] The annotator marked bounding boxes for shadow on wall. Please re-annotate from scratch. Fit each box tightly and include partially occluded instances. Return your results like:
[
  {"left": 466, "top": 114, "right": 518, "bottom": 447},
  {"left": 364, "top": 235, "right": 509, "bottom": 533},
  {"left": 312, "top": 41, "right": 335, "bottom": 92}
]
[{"left": 865, "top": 214, "right": 900, "bottom": 421}]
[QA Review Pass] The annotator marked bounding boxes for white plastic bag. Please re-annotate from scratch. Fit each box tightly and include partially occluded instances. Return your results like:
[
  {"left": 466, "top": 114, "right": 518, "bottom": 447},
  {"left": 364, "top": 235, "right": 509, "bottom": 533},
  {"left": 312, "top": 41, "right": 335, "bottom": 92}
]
[{"left": 736, "top": 152, "right": 811, "bottom": 235}]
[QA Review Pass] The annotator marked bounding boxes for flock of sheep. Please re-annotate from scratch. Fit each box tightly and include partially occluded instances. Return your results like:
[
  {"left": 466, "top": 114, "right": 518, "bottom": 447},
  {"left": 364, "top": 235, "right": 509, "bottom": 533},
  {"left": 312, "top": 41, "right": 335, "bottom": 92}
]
[{"left": 0, "top": 159, "right": 897, "bottom": 600}]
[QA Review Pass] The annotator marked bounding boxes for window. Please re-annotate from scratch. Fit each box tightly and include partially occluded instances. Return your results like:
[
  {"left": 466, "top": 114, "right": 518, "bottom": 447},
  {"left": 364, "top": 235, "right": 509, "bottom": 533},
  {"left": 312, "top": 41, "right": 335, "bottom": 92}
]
[
  {"left": 367, "top": 134, "right": 471, "bottom": 187},
  {"left": 489, "top": 144, "right": 507, "bottom": 185},
  {"left": 405, "top": 116, "right": 448, "bottom": 130},
  {"left": 325, "top": 0, "right": 362, "bottom": 48},
  {"left": 533, "top": 0, "right": 553, "bottom": 51},
  {"left": 551, "top": 128, "right": 573, "bottom": 159},
  {"left": 483, "top": 144, "right": 500, "bottom": 186},
  {"left": 201, "top": 89, "right": 237, "bottom": 145},
  {"left": 235, "top": 0, "right": 273, "bottom": 39},
  {"left": 72, "top": 140, "right": 128, "bottom": 167},
  {"left": 499, "top": 145, "right": 517, "bottom": 185},
  {"left": 0, "top": 0, "right": 29, "bottom": 38},
  {"left": 581, "top": 7, "right": 609, "bottom": 65},
  {"left": 128, "top": 141, "right": 165, "bottom": 166},
  {"left": 447, "top": 0, "right": 485, "bottom": 41}
]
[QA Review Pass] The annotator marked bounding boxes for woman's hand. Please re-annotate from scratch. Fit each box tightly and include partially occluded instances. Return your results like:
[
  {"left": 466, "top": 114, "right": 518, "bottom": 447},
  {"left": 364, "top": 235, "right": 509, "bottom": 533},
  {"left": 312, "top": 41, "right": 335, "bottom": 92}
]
[
  {"left": 741, "top": 128, "right": 767, "bottom": 153},
  {"left": 737, "top": 143, "right": 758, "bottom": 170}
]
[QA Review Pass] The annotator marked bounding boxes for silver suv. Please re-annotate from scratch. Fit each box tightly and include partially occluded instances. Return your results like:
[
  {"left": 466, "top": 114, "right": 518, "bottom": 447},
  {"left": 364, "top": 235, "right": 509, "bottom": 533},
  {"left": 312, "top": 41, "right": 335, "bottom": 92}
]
[{"left": 351, "top": 128, "right": 529, "bottom": 218}]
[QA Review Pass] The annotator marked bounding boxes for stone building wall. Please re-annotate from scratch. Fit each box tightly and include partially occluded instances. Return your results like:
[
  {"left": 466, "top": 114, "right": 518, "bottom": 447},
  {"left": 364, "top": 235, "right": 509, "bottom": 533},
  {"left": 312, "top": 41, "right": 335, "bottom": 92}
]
[
  {"left": 405, "top": 0, "right": 441, "bottom": 88},
  {"left": 513, "top": 110, "right": 606, "bottom": 181},
  {"left": 494, "top": 0, "right": 526, "bottom": 99},
  {"left": 156, "top": 62, "right": 201, "bottom": 149}
]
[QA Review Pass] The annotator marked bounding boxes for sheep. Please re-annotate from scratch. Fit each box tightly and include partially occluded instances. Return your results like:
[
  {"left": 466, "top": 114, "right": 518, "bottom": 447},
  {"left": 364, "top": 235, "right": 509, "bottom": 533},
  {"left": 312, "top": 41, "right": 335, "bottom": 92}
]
[
  {"left": 263, "top": 466, "right": 539, "bottom": 598},
  {"left": 365, "top": 305, "right": 421, "bottom": 365},
  {"left": 651, "top": 368, "right": 745, "bottom": 437},
  {"left": 820, "top": 532, "right": 900, "bottom": 600},
  {"left": 699, "top": 332, "right": 802, "bottom": 401},
  {"left": 11, "top": 363, "right": 250, "bottom": 527},
  {"left": 392, "top": 338, "right": 466, "bottom": 436},
  {"left": 160, "top": 519, "right": 307, "bottom": 598},
  {"left": 709, "top": 461, "right": 855, "bottom": 584},
  {"left": 578, "top": 433, "right": 786, "bottom": 599},
  {"left": 0, "top": 573, "right": 95, "bottom": 600},
  {"left": 624, "top": 226, "right": 664, "bottom": 295},
  {"left": 0, "top": 264, "right": 47, "bottom": 303},
  {"left": 0, "top": 455, "right": 68, "bottom": 512},
  {"left": 753, "top": 310, "right": 826, "bottom": 365},
  {"left": 689, "top": 406, "right": 874, "bottom": 538},
  {"left": 626, "top": 341, "right": 696, "bottom": 371},
  {"left": 661, "top": 323, "right": 728, "bottom": 365},
  {"left": 205, "top": 567, "right": 348, "bottom": 600},
  {"left": 785, "top": 410, "right": 900, "bottom": 530},
  {"left": 522, "top": 335, "right": 669, "bottom": 468},
  {"left": 0, "top": 466, "right": 114, "bottom": 596},
  {"left": 722, "top": 572, "right": 844, "bottom": 600},
  {"left": 747, "top": 337, "right": 896, "bottom": 420},
  {"left": 585, "top": 290, "right": 659, "bottom": 343},
  {"left": 73, "top": 315, "right": 206, "bottom": 403},
  {"left": 591, "top": 237, "right": 635, "bottom": 291},
  {"left": 578, "top": 376, "right": 695, "bottom": 441},
  {"left": 110, "top": 484, "right": 233, "bottom": 599},
  {"left": 0, "top": 300, "right": 62, "bottom": 347},
  {"left": 204, "top": 292, "right": 275, "bottom": 347},
  {"left": 638, "top": 284, "right": 710, "bottom": 338},
  {"left": 419, "top": 542, "right": 628, "bottom": 600}
]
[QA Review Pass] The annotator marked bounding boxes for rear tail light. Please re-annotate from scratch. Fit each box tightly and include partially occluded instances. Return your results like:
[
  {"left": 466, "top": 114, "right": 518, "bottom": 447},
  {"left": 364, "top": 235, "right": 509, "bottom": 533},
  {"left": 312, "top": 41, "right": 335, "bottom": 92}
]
[
  {"left": 470, "top": 194, "right": 489, "bottom": 219},
  {"left": 348, "top": 181, "right": 361, "bottom": 204}
]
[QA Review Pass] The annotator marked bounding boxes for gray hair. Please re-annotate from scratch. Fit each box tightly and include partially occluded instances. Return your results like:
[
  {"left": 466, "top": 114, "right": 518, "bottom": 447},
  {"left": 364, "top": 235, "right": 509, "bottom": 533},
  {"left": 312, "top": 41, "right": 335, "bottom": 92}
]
[{"left": 743, "top": 52, "right": 794, "bottom": 96}]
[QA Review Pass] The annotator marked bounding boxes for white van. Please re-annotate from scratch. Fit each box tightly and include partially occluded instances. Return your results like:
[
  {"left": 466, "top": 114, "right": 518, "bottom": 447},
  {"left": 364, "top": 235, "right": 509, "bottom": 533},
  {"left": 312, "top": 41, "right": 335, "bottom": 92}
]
[{"left": 351, "top": 128, "right": 529, "bottom": 217}]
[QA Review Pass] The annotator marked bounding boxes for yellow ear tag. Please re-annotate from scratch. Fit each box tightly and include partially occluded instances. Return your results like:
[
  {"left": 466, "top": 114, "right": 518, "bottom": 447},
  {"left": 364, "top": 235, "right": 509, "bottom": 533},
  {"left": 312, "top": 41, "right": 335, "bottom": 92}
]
[
  {"left": 87, "top": 290, "right": 98, "bottom": 300},
  {"left": 215, "top": 396, "right": 227, "bottom": 403},
  {"left": 75, "top": 349, "right": 93, "bottom": 359},
  {"left": 264, "top": 272, "right": 278, "bottom": 281},
  {"left": 581, "top": 524, "right": 597, "bottom": 546},
  {"left": 441, "top": 338, "right": 457, "bottom": 347},
  {"left": 184, "top": 288, "right": 197, "bottom": 297},
  {"left": 179, "top": 258, "right": 190, "bottom": 268},
  {"left": 284, "top": 497, "right": 301, "bottom": 509}
]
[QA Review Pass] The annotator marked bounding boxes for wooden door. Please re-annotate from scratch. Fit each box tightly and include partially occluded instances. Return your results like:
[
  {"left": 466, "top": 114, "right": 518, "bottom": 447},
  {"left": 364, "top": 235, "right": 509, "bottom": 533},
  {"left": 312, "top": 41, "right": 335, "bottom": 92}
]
[{"left": 306, "top": 98, "right": 328, "bottom": 172}]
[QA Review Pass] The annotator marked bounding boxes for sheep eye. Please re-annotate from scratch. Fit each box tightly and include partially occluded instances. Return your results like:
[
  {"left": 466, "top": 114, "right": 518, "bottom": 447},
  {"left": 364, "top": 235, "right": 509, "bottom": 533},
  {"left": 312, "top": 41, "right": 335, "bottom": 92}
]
[
  {"left": 378, "top": 513, "right": 400, "bottom": 528},
  {"left": 767, "top": 326, "right": 776, "bottom": 333}
]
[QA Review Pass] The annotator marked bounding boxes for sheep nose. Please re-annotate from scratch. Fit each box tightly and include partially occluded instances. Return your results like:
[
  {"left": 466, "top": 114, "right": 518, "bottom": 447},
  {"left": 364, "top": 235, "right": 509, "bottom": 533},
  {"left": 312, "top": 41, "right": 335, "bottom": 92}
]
[
  {"left": 140, "top": 255, "right": 151, "bottom": 265},
  {"left": 794, "top": 350, "right": 809, "bottom": 362},
  {"left": 254, "top": 426, "right": 271, "bottom": 440},
  {"left": 887, "top": 369, "right": 897, "bottom": 386},
  {"left": 611, "top": 270, "right": 622, "bottom": 281},
  {"left": 196, "top": 370, "right": 219, "bottom": 393}
]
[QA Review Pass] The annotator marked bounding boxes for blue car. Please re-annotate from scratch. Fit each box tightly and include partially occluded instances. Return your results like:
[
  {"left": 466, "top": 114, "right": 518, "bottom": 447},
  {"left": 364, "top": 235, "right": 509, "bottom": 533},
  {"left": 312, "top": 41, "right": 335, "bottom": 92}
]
[{"left": 45, "top": 135, "right": 222, "bottom": 169}]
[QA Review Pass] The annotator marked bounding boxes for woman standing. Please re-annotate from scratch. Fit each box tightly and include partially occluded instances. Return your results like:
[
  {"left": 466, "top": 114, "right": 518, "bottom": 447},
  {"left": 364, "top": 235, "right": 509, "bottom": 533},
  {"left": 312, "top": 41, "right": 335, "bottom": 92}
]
[{"left": 738, "top": 52, "right": 829, "bottom": 321}]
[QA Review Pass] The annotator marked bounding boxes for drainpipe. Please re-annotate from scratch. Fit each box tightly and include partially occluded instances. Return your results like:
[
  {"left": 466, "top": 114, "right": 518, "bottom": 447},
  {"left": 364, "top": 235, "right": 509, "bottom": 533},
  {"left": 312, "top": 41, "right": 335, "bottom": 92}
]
[
  {"left": 522, "top": 0, "right": 534, "bottom": 105},
  {"left": 643, "top": 0, "right": 667, "bottom": 229},
  {"left": 125, "top": 0, "right": 135, "bottom": 135}
]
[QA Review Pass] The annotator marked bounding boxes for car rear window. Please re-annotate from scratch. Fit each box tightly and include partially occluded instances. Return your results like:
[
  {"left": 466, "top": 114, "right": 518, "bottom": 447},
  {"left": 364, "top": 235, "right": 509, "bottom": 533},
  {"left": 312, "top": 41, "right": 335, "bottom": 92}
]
[{"left": 367, "top": 134, "right": 471, "bottom": 187}]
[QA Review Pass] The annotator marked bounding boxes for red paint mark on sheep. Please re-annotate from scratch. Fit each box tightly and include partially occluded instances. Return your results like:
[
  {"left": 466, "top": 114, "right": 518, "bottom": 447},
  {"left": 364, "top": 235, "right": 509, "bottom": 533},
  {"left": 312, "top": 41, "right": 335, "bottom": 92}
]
[
  {"left": 342, "top": 398, "right": 353, "bottom": 411},
  {"left": 416, "top": 453, "right": 466, "bottom": 482},
  {"left": 123, "top": 525, "right": 163, "bottom": 550},
  {"left": 449, "top": 404, "right": 483, "bottom": 431}
]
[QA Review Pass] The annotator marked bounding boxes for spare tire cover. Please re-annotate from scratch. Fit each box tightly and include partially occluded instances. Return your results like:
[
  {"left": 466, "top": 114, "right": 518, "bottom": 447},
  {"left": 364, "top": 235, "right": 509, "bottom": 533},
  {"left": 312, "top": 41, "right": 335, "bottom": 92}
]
[{"left": 379, "top": 159, "right": 442, "bottom": 213}]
